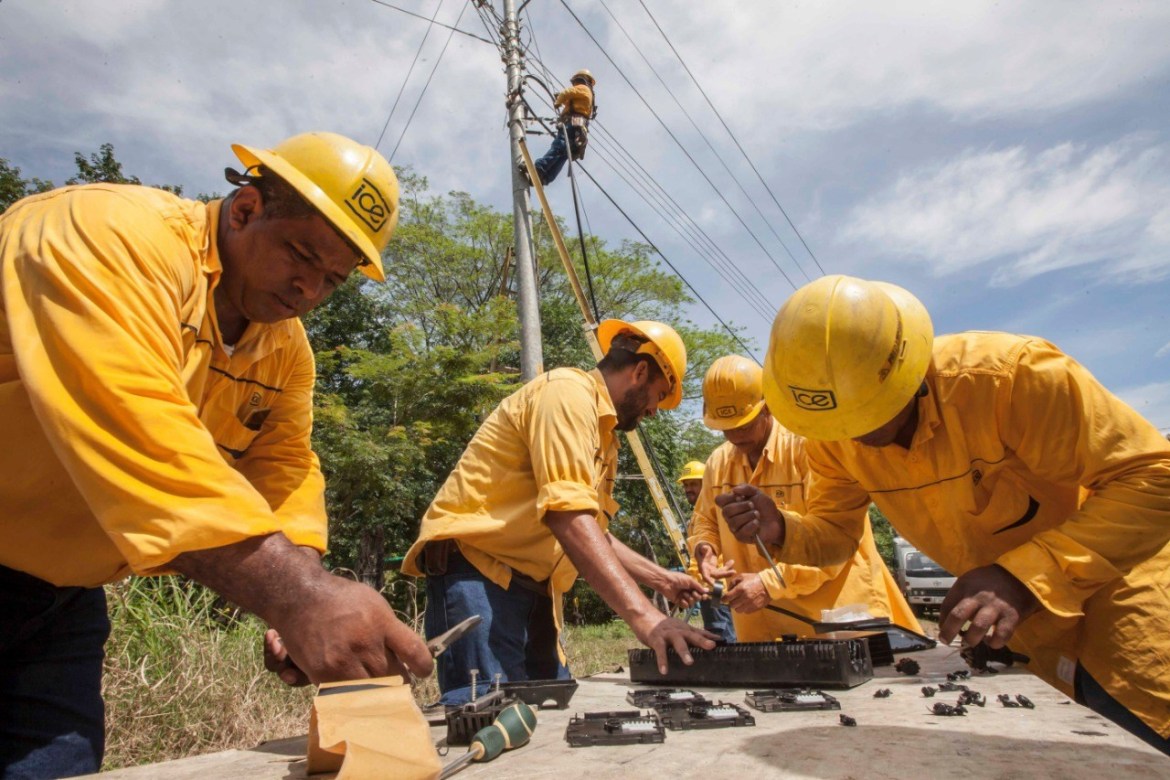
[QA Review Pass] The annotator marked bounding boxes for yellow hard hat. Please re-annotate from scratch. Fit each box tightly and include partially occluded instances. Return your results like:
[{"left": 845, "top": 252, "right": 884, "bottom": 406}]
[
  {"left": 571, "top": 69, "right": 596, "bottom": 87},
  {"left": 677, "top": 460, "right": 705, "bottom": 483},
  {"left": 702, "top": 355, "right": 765, "bottom": 431},
  {"left": 763, "top": 275, "right": 933, "bottom": 441},
  {"left": 231, "top": 132, "right": 399, "bottom": 282},
  {"left": 597, "top": 318, "right": 687, "bottom": 409}
]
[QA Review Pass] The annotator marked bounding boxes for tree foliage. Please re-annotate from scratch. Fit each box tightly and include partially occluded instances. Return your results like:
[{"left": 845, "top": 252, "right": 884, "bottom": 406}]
[
  {"left": 305, "top": 170, "right": 748, "bottom": 615},
  {"left": 0, "top": 158, "right": 53, "bottom": 213},
  {"left": 1, "top": 143, "right": 216, "bottom": 216},
  {"left": 868, "top": 504, "right": 897, "bottom": 570}
]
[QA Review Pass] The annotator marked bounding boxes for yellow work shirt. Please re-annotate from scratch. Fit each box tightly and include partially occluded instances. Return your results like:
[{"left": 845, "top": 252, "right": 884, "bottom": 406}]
[
  {"left": 780, "top": 332, "right": 1170, "bottom": 735},
  {"left": 403, "top": 367, "right": 619, "bottom": 606},
  {"left": 688, "top": 418, "right": 919, "bottom": 641},
  {"left": 555, "top": 84, "right": 593, "bottom": 118},
  {"left": 0, "top": 185, "right": 327, "bottom": 587}
]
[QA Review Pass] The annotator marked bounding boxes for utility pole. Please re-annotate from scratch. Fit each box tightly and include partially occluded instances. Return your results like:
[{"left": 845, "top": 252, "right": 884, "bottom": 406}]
[{"left": 502, "top": 0, "right": 543, "bottom": 380}]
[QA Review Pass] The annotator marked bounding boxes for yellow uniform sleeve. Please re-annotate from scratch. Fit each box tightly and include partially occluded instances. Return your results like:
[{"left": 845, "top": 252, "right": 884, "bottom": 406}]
[
  {"left": 777, "top": 446, "right": 871, "bottom": 568},
  {"left": 231, "top": 335, "right": 328, "bottom": 552},
  {"left": 756, "top": 556, "right": 846, "bottom": 601},
  {"left": 686, "top": 464, "right": 722, "bottom": 556},
  {"left": 1, "top": 188, "right": 292, "bottom": 572},
  {"left": 527, "top": 377, "right": 603, "bottom": 520},
  {"left": 994, "top": 340, "right": 1170, "bottom": 618}
]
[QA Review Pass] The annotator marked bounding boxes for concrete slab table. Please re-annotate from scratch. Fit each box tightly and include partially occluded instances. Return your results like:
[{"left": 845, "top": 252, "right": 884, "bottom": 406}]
[{"left": 92, "top": 645, "right": 1167, "bottom": 779}]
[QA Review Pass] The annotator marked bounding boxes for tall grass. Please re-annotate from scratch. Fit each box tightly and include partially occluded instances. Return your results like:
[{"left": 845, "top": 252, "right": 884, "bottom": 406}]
[
  {"left": 102, "top": 578, "right": 314, "bottom": 769},
  {"left": 101, "top": 577, "right": 640, "bottom": 768}
]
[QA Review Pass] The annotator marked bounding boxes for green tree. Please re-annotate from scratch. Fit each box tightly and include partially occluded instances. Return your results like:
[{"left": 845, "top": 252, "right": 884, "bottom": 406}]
[
  {"left": 0, "top": 158, "right": 53, "bottom": 213},
  {"left": 868, "top": 504, "right": 897, "bottom": 570},
  {"left": 66, "top": 142, "right": 183, "bottom": 196},
  {"left": 305, "top": 172, "right": 749, "bottom": 621},
  {"left": 3, "top": 143, "right": 195, "bottom": 216}
]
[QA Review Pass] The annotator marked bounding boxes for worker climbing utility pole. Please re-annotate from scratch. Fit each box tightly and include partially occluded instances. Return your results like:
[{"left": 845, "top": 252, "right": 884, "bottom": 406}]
[{"left": 502, "top": 0, "right": 543, "bottom": 380}]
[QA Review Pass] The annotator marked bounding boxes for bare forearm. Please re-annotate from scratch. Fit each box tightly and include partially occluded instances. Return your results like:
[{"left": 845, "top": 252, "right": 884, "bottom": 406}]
[
  {"left": 547, "top": 512, "right": 657, "bottom": 628},
  {"left": 172, "top": 533, "right": 324, "bottom": 627},
  {"left": 607, "top": 533, "right": 666, "bottom": 589}
]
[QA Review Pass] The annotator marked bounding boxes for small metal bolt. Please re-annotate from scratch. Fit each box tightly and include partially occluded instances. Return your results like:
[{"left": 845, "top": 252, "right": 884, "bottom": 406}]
[
  {"left": 493, "top": 673, "right": 502, "bottom": 692},
  {"left": 469, "top": 669, "right": 479, "bottom": 703}
]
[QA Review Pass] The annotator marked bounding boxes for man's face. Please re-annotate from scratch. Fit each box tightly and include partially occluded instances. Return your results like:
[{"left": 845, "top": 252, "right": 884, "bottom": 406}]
[
  {"left": 722, "top": 410, "right": 770, "bottom": 456},
  {"left": 681, "top": 479, "right": 702, "bottom": 506},
  {"left": 614, "top": 363, "right": 672, "bottom": 432},
  {"left": 220, "top": 189, "right": 360, "bottom": 325},
  {"left": 852, "top": 396, "right": 918, "bottom": 448}
]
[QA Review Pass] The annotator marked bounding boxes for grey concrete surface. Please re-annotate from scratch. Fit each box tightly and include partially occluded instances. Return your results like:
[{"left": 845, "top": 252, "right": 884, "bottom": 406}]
[{"left": 94, "top": 645, "right": 1167, "bottom": 779}]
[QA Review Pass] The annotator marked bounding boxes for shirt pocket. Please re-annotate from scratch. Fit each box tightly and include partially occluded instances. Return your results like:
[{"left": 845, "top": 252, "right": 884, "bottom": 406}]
[
  {"left": 972, "top": 466, "right": 1039, "bottom": 538},
  {"left": 208, "top": 414, "right": 262, "bottom": 464}
]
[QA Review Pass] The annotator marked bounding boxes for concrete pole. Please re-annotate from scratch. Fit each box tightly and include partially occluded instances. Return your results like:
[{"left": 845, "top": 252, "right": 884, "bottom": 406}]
[{"left": 503, "top": 0, "right": 543, "bottom": 380}]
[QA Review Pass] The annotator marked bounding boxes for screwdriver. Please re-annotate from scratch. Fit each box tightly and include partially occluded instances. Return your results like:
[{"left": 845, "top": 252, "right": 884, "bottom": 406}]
[{"left": 439, "top": 700, "right": 537, "bottom": 779}]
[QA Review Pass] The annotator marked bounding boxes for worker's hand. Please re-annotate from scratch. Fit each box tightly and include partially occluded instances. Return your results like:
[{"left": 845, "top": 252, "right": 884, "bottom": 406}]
[
  {"left": 264, "top": 629, "right": 311, "bottom": 687},
  {"left": 631, "top": 614, "right": 718, "bottom": 675},
  {"left": 715, "top": 484, "right": 784, "bottom": 546},
  {"left": 694, "top": 543, "right": 736, "bottom": 587},
  {"left": 270, "top": 574, "right": 434, "bottom": 684},
  {"left": 723, "top": 573, "right": 771, "bottom": 614},
  {"left": 654, "top": 569, "right": 709, "bottom": 609},
  {"left": 938, "top": 565, "right": 1040, "bottom": 649}
]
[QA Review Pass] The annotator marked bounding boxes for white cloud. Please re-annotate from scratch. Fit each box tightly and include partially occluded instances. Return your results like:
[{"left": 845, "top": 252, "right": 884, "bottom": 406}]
[
  {"left": 638, "top": 1, "right": 1170, "bottom": 133},
  {"left": 1157, "top": 341, "right": 1170, "bottom": 359},
  {"left": 840, "top": 136, "right": 1170, "bottom": 285}
]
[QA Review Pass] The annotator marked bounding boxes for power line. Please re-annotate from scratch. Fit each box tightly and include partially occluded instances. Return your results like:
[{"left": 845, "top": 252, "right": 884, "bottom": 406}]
[
  {"left": 374, "top": 0, "right": 447, "bottom": 151},
  {"left": 638, "top": 0, "right": 826, "bottom": 276},
  {"left": 388, "top": 0, "right": 471, "bottom": 161},
  {"left": 555, "top": 0, "right": 799, "bottom": 291},
  {"left": 523, "top": 62, "right": 775, "bottom": 322},
  {"left": 364, "top": 0, "right": 495, "bottom": 45},
  {"left": 599, "top": 0, "right": 812, "bottom": 283},
  {"left": 576, "top": 163, "right": 759, "bottom": 362}
]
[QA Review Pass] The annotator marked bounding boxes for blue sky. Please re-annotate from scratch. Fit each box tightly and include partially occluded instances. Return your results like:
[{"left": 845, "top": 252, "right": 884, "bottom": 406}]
[{"left": 3, "top": 1, "right": 1168, "bottom": 431}]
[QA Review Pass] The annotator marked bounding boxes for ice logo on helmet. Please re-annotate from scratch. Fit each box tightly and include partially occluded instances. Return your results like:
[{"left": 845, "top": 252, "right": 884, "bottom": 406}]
[
  {"left": 345, "top": 178, "right": 390, "bottom": 233},
  {"left": 716, "top": 405, "right": 739, "bottom": 418},
  {"left": 789, "top": 386, "right": 837, "bottom": 411}
]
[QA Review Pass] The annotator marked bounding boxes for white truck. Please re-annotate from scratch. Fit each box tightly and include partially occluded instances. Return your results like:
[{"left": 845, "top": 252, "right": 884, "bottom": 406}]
[{"left": 892, "top": 536, "right": 956, "bottom": 616}]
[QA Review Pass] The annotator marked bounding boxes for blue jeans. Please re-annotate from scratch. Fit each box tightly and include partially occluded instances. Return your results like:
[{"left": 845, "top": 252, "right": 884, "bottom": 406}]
[
  {"left": 424, "top": 550, "right": 569, "bottom": 706},
  {"left": 0, "top": 566, "right": 109, "bottom": 779},
  {"left": 699, "top": 599, "right": 736, "bottom": 643},
  {"left": 1075, "top": 664, "right": 1170, "bottom": 756},
  {"left": 533, "top": 131, "right": 569, "bottom": 186}
]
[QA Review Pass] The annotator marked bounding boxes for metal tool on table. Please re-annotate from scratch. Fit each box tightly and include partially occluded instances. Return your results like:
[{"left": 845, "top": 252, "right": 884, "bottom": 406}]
[
  {"left": 427, "top": 615, "right": 483, "bottom": 657},
  {"left": 439, "top": 700, "right": 537, "bottom": 779}
]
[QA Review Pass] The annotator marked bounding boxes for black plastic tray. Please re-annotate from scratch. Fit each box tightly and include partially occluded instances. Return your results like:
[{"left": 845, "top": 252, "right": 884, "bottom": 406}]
[
  {"left": 657, "top": 701, "right": 755, "bottom": 730},
  {"left": 626, "top": 688, "right": 705, "bottom": 708},
  {"left": 628, "top": 638, "right": 874, "bottom": 689},
  {"left": 745, "top": 688, "right": 841, "bottom": 712},
  {"left": 565, "top": 710, "right": 666, "bottom": 747},
  {"left": 498, "top": 679, "right": 579, "bottom": 709}
]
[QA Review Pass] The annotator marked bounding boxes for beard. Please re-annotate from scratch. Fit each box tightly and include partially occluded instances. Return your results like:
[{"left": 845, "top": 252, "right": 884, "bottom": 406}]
[{"left": 614, "top": 382, "right": 651, "bottom": 431}]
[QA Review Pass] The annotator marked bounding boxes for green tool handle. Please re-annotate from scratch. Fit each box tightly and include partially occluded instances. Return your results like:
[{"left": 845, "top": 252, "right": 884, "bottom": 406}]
[{"left": 439, "top": 701, "right": 537, "bottom": 780}]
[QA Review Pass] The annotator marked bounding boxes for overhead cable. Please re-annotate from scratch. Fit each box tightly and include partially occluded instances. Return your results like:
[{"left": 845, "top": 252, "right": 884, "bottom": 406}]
[
  {"left": 555, "top": 0, "right": 798, "bottom": 291},
  {"left": 599, "top": 0, "right": 811, "bottom": 283},
  {"left": 523, "top": 64, "right": 775, "bottom": 322},
  {"left": 575, "top": 163, "right": 759, "bottom": 362},
  {"left": 364, "top": 0, "right": 495, "bottom": 45},
  {"left": 388, "top": 0, "right": 471, "bottom": 161},
  {"left": 375, "top": 0, "right": 447, "bottom": 151},
  {"left": 637, "top": 0, "right": 826, "bottom": 276}
]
